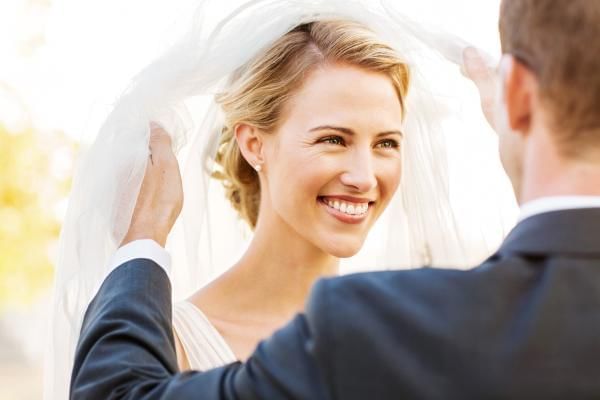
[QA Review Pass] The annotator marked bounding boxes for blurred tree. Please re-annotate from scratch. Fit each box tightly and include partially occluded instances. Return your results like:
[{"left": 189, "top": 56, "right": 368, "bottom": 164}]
[{"left": 0, "top": 123, "right": 76, "bottom": 309}]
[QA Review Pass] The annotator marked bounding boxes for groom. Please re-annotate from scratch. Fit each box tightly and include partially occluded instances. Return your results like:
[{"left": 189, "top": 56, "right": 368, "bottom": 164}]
[{"left": 71, "top": 1, "right": 600, "bottom": 398}]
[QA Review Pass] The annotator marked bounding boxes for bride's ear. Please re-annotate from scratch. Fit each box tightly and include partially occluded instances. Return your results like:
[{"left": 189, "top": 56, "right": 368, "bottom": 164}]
[{"left": 234, "top": 123, "right": 264, "bottom": 170}]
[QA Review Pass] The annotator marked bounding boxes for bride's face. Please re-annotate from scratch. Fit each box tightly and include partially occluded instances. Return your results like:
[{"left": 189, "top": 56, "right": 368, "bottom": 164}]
[{"left": 261, "top": 63, "right": 403, "bottom": 257}]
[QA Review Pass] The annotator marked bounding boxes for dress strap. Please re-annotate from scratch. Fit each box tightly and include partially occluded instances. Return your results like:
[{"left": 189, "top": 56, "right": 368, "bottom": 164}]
[{"left": 172, "top": 301, "right": 238, "bottom": 371}]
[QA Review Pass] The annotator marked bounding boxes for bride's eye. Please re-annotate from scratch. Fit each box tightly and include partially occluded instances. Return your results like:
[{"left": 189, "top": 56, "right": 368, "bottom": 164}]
[
  {"left": 375, "top": 139, "right": 400, "bottom": 149},
  {"left": 319, "top": 136, "right": 345, "bottom": 146}
]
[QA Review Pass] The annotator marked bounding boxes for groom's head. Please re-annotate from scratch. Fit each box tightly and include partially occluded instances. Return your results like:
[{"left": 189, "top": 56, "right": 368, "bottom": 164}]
[{"left": 497, "top": 0, "right": 600, "bottom": 202}]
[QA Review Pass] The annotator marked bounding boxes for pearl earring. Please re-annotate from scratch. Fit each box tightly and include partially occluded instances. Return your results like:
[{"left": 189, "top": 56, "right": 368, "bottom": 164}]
[{"left": 254, "top": 164, "right": 262, "bottom": 172}]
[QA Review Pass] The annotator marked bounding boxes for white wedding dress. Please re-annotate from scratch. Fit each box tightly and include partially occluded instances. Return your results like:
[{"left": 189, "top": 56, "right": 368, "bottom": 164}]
[{"left": 172, "top": 301, "right": 238, "bottom": 370}]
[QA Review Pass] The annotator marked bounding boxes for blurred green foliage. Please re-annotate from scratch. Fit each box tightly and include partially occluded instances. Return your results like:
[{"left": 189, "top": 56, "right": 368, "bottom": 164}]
[{"left": 0, "top": 123, "right": 76, "bottom": 309}]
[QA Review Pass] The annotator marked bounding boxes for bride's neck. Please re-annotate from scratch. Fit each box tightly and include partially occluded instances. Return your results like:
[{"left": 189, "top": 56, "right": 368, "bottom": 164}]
[{"left": 227, "top": 213, "right": 339, "bottom": 316}]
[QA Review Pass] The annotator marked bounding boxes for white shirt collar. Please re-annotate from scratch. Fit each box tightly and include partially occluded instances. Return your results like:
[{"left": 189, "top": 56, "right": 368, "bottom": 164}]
[{"left": 519, "top": 196, "right": 600, "bottom": 222}]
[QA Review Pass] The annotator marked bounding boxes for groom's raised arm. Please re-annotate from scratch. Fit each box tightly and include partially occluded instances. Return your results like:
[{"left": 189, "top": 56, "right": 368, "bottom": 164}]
[
  {"left": 70, "top": 126, "right": 332, "bottom": 399},
  {"left": 70, "top": 258, "right": 333, "bottom": 399}
]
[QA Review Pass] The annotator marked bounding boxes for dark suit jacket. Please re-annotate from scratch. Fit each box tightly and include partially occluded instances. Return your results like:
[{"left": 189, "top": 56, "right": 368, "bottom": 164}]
[{"left": 71, "top": 208, "right": 600, "bottom": 399}]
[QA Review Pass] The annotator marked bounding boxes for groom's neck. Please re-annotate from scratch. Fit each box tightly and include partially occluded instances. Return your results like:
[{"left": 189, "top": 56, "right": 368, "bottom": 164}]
[{"left": 518, "top": 128, "right": 600, "bottom": 204}]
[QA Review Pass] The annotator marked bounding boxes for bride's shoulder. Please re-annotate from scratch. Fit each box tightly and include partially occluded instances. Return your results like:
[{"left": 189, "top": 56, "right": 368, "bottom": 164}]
[
  {"left": 185, "top": 271, "right": 244, "bottom": 317},
  {"left": 172, "top": 298, "right": 224, "bottom": 333},
  {"left": 173, "top": 282, "right": 236, "bottom": 339},
  {"left": 172, "top": 299, "right": 238, "bottom": 370}
]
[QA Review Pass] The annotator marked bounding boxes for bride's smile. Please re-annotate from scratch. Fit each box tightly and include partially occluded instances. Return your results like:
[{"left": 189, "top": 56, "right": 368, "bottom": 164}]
[{"left": 319, "top": 195, "right": 373, "bottom": 222}]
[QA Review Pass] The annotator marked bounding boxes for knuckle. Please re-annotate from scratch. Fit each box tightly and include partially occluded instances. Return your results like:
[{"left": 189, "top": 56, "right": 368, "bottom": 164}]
[{"left": 150, "top": 123, "right": 171, "bottom": 143}]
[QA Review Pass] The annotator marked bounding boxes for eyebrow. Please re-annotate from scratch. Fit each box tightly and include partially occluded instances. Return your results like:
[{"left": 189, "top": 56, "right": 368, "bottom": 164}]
[{"left": 309, "top": 125, "right": 403, "bottom": 138}]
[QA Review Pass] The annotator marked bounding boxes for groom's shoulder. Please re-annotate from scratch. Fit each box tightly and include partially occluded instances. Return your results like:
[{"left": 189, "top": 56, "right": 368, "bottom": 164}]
[
  {"left": 303, "top": 258, "right": 521, "bottom": 358},
  {"left": 307, "top": 257, "right": 516, "bottom": 322},
  {"left": 314, "top": 265, "right": 479, "bottom": 302}
]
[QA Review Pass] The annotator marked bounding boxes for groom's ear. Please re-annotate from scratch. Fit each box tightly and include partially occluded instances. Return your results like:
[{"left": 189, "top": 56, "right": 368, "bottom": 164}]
[
  {"left": 502, "top": 55, "right": 538, "bottom": 136},
  {"left": 234, "top": 123, "right": 264, "bottom": 166}
]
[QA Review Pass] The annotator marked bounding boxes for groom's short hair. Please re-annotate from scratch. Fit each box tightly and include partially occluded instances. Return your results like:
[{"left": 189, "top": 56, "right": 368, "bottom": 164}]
[{"left": 499, "top": 0, "right": 600, "bottom": 157}]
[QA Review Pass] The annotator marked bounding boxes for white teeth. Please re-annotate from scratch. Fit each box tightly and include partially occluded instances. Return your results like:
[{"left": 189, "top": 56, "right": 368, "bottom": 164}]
[{"left": 323, "top": 198, "right": 369, "bottom": 216}]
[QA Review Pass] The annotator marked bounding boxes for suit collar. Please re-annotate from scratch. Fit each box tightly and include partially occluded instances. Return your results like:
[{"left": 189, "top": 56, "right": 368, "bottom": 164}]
[{"left": 499, "top": 208, "right": 600, "bottom": 257}]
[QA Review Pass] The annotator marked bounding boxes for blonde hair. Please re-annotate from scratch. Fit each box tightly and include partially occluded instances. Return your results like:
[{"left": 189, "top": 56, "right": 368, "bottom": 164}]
[{"left": 213, "top": 20, "right": 411, "bottom": 228}]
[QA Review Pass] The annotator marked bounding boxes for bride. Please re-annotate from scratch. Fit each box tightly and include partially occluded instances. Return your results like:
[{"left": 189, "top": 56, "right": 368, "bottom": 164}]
[
  {"left": 45, "top": 0, "right": 508, "bottom": 398},
  {"left": 172, "top": 19, "right": 408, "bottom": 370}
]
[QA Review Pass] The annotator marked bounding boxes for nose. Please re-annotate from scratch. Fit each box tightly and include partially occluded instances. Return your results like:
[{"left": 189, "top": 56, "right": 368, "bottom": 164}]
[{"left": 340, "top": 149, "right": 377, "bottom": 193}]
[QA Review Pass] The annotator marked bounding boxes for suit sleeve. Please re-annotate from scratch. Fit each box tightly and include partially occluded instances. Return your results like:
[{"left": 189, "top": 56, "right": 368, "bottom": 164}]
[{"left": 70, "top": 259, "right": 334, "bottom": 400}]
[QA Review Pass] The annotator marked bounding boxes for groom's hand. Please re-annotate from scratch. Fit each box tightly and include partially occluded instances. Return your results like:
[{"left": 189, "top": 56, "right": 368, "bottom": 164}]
[
  {"left": 463, "top": 46, "right": 497, "bottom": 131},
  {"left": 121, "top": 123, "right": 183, "bottom": 247}
]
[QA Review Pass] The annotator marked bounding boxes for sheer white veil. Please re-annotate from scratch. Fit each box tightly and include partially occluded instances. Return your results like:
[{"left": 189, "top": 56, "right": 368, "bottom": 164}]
[{"left": 44, "top": 0, "right": 515, "bottom": 398}]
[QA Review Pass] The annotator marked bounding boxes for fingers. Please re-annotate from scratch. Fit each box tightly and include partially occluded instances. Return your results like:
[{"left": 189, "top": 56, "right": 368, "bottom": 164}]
[
  {"left": 463, "top": 47, "right": 496, "bottom": 94},
  {"left": 148, "top": 122, "right": 175, "bottom": 165},
  {"left": 149, "top": 122, "right": 172, "bottom": 150},
  {"left": 462, "top": 47, "right": 498, "bottom": 129}
]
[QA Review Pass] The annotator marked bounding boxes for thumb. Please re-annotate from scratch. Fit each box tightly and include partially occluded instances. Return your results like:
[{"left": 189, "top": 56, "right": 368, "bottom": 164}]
[
  {"left": 150, "top": 122, "right": 172, "bottom": 146},
  {"left": 148, "top": 122, "right": 174, "bottom": 161}
]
